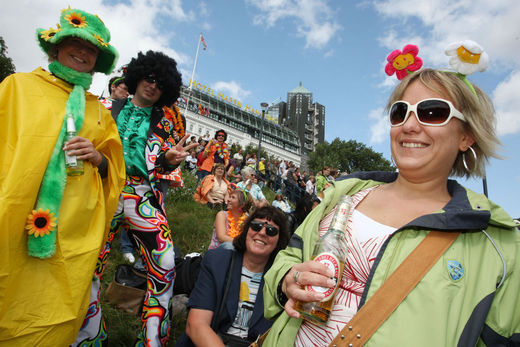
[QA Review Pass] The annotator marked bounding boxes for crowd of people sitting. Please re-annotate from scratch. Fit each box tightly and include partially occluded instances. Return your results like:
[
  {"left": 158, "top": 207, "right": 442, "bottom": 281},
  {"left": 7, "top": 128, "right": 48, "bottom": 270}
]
[{"left": 189, "top": 129, "right": 340, "bottom": 211}]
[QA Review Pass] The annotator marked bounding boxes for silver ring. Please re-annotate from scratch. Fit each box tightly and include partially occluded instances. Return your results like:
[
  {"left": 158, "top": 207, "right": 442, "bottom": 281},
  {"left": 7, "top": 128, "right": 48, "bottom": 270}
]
[{"left": 293, "top": 271, "right": 302, "bottom": 286}]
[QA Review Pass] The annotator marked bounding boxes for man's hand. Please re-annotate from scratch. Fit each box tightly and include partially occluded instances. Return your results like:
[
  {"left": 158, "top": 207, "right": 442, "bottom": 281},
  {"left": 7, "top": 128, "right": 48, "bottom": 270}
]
[
  {"left": 165, "top": 134, "right": 199, "bottom": 166},
  {"left": 63, "top": 136, "right": 102, "bottom": 167}
]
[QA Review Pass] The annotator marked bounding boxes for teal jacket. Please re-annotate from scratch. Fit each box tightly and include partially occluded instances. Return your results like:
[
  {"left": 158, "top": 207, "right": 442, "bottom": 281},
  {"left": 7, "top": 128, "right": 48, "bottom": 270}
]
[{"left": 263, "top": 172, "right": 520, "bottom": 346}]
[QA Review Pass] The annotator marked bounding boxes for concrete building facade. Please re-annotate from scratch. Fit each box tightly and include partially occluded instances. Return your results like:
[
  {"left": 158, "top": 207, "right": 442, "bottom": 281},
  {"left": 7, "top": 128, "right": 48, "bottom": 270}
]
[{"left": 278, "top": 82, "right": 325, "bottom": 156}]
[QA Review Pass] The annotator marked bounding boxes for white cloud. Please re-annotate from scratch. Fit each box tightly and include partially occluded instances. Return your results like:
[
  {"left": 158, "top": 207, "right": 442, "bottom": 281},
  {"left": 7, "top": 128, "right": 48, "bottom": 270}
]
[
  {"left": 368, "top": 107, "right": 389, "bottom": 144},
  {"left": 211, "top": 81, "right": 252, "bottom": 100},
  {"left": 0, "top": 0, "right": 193, "bottom": 95},
  {"left": 493, "top": 70, "right": 520, "bottom": 135},
  {"left": 198, "top": 2, "right": 212, "bottom": 31},
  {"left": 246, "top": 0, "right": 341, "bottom": 49},
  {"left": 378, "top": 76, "right": 397, "bottom": 89},
  {"left": 323, "top": 49, "right": 334, "bottom": 58}
]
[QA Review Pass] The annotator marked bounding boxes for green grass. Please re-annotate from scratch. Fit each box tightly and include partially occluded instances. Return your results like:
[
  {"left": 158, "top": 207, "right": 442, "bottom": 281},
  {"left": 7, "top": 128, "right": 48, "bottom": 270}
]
[
  {"left": 100, "top": 170, "right": 237, "bottom": 345},
  {"left": 263, "top": 183, "right": 276, "bottom": 202}
]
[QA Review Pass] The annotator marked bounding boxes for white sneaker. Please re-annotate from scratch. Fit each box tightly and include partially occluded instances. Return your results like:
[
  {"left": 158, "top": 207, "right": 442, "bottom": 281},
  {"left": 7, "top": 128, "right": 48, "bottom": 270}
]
[{"left": 123, "top": 252, "right": 135, "bottom": 263}]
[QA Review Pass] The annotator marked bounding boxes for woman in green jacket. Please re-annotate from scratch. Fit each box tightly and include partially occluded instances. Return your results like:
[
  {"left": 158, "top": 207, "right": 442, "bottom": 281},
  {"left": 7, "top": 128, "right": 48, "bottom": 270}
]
[
  {"left": 263, "top": 68, "right": 520, "bottom": 346},
  {"left": 314, "top": 166, "right": 331, "bottom": 197}
]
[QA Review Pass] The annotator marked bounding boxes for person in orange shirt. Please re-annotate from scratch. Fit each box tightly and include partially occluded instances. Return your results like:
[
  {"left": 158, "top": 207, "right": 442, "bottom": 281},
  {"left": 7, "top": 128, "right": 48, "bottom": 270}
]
[
  {"left": 193, "top": 163, "right": 232, "bottom": 210},
  {"left": 198, "top": 129, "right": 229, "bottom": 182}
]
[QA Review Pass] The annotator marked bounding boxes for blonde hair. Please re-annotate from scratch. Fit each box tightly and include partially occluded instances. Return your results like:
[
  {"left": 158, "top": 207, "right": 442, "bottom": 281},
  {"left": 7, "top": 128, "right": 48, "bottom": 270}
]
[
  {"left": 232, "top": 190, "right": 254, "bottom": 214},
  {"left": 387, "top": 68, "right": 501, "bottom": 178}
]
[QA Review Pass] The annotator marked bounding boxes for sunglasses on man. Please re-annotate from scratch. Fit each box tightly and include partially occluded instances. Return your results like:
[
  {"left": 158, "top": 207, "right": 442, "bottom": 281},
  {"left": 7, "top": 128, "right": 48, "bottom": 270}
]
[
  {"left": 250, "top": 220, "right": 279, "bottom": 236},
  {"left": 144, "top": 75, "right": 163, "bottom": 90},
  {"left": 389, "top": 98, "right": 466, "bottom": 127}
]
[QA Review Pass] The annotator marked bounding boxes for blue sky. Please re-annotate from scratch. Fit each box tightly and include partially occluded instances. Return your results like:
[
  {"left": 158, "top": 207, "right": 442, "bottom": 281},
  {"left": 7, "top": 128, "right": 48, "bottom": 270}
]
[{"left": 2, "top": 0, "right": 519, "bottom": 217}]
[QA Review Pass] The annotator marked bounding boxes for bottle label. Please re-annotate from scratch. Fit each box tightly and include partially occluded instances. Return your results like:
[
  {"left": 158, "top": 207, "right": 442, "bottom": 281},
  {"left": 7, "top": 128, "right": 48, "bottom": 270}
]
[
  {"left": 330, "top": 203, "right": 350, "bottom": 232},
  {"left": 306, "top": 252, "right": 341, "bottom": 301},
  {"left": 65, "top": 153, "right": 77, "bottom": 166}
]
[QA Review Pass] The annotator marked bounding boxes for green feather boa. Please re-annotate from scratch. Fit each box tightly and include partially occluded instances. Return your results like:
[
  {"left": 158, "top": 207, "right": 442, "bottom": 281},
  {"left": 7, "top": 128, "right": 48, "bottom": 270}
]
[{"left": 26, "top": 61, "right": 92, "bottom": 258}]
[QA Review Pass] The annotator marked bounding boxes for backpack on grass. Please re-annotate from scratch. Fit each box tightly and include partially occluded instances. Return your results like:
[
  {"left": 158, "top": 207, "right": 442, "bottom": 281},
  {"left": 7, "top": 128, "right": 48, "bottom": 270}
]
[{"left": 173, "top": 253, "right": 202, "bottom": 296}]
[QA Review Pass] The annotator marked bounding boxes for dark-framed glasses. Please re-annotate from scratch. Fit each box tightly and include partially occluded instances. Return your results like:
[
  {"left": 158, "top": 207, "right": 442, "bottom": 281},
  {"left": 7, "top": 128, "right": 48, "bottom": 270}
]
[
  {"left": 389, "top": 98, "right": 466, "bottom": 127},
  {"left": 250, "top": 220, "right": 279, "bottom": 236},
  {"left": 144, "top": 75, "right": 163, "bottom": 90}
]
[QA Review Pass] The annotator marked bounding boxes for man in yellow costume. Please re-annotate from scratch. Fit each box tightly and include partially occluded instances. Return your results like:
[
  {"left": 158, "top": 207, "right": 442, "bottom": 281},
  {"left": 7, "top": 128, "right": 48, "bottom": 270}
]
[{"left": 0, "top": 8, "right": 125, "bottom": 346}]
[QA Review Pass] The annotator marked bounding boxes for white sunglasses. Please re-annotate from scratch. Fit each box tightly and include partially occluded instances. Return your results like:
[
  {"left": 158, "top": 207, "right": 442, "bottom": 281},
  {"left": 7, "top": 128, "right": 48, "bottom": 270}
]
[{"left": 389, "top": 98, "right": 466, "bottom": 127}]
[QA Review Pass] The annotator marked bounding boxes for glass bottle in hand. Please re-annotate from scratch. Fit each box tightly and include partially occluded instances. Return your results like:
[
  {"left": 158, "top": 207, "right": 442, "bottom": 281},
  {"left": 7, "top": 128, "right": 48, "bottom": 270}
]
[
  {"left": 64, "top": 113, "right": 84, "bottom": 176},
  {"left": 295, "top": 195, "right": 353, "bottom": 324}
]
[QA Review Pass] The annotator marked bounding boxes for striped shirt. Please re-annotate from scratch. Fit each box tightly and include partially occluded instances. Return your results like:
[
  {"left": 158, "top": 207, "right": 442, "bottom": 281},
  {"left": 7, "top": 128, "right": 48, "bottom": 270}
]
[{"left": 226, "top": 267, "right": 263, "bottom": 338}]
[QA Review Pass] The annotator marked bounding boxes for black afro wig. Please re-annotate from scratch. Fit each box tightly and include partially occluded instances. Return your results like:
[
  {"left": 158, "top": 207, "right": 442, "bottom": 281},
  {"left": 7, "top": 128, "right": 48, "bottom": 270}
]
[{"left": 124, "top": 50, "right": 182, "bottom": 108}]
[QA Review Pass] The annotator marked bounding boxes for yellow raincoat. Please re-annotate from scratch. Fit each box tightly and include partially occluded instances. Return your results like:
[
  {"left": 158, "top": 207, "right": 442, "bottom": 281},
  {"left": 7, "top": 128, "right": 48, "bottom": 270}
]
[{"left": 0, "top": 68, "right": 125, "bottom": 345}]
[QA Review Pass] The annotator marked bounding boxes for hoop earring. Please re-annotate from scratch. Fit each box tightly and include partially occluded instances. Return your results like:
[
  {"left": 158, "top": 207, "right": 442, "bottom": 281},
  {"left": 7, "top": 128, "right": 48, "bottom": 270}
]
[
  {"left": 462, "top": 146, "right": 477, "bottom": 173},
  {"left": 390, "top": 155, "right": 397, "bottom": 168}
]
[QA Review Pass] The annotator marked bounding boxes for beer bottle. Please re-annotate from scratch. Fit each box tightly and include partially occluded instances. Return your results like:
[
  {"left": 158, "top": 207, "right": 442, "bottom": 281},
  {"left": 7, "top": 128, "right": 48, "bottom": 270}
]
[
  {"left": 64, "top": 113, "right": 84, "bottom": 176},
  {"left": 295, "top": 195, "right": 353, "bottom": 324}
]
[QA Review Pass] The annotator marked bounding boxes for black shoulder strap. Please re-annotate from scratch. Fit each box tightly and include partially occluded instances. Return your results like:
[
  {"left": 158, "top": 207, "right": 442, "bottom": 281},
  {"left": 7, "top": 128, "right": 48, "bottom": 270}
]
[
  {"left": 147, "top": 106, "right": 164, "bottom": 138},
  {"left": 211, "top": 251, "right": 236, "bottom": 331},
  {"left": 111, "top": 98, "right": 127, "bottom": 121}
]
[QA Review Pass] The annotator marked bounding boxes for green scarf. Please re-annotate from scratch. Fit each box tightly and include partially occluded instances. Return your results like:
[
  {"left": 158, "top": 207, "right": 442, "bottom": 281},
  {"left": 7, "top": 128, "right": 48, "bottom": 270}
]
[{"left": 26, "top": 61, "right": 92, "bottom": 258}]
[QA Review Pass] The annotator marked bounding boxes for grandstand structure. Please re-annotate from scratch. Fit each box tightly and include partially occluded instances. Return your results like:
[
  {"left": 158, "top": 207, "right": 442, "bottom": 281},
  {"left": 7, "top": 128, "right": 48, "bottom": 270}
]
[{"left": 180, "top": 83, "right": 302, "bottom": 165}]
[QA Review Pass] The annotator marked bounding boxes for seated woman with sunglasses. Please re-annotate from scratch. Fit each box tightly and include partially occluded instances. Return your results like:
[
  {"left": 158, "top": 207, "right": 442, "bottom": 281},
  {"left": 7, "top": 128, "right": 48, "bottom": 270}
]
[
  {"left": 177, "top": 206, "right": 290, "bottom": 347},
  {"left": 262, "top": 68, "right": 520, "bottom": 346}
]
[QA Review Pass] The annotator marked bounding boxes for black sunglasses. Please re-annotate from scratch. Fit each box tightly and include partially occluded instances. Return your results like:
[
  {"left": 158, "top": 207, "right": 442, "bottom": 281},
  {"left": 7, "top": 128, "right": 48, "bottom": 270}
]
[
  {"left": 143, "top": 75, "right": 163, "bottom": 90},
  {"left": 250, "top": 220, "right": 279, "bottom": 236},
  {"left": 389, "top": 98, "right": 466, "bottom": 127}
]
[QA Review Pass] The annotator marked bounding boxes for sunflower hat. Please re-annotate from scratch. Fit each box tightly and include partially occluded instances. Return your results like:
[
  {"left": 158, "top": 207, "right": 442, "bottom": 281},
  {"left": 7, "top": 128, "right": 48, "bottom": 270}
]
[{"left": 37, "top": 7, "right": 118, "bottom": 74}]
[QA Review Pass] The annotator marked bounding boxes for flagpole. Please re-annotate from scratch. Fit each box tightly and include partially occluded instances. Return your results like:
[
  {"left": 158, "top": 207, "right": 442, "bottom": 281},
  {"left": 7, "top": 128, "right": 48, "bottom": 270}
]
[{"left": 184, "top": 33, "right": 202, "bottom": 119}]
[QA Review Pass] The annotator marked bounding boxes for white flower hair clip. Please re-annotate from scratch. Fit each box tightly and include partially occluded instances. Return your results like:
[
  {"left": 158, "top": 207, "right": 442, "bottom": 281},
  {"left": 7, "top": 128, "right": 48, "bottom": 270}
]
[
  {"left": 445, "top": 40, "right": 489, "bottom": 75},
  {"left": 445, "top": 40, "right": 489, "bottom": 96}
]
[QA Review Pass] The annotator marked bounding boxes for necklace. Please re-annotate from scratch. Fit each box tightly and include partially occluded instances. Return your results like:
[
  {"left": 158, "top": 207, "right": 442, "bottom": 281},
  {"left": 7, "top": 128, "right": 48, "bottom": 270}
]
[{"left": 227, "top": 212, "right": 247, "bottom": 238}]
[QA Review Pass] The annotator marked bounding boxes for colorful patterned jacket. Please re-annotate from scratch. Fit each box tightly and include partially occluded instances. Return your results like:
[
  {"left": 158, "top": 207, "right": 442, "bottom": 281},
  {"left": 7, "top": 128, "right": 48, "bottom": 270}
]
[{"left": 111, "top": 99, "right": 179, "bottom": 212}]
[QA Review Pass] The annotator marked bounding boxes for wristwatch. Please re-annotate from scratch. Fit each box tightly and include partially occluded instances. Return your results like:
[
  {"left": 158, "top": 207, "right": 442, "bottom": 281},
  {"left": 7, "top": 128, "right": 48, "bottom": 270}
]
[{"left": 277, "top": 278, "right": 288, "bottom": 307}]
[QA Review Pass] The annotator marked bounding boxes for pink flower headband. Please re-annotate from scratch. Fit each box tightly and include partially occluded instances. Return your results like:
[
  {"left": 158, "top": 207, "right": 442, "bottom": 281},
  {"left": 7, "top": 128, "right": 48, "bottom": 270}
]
[{"left": 385, "top": 44, "right": 423, "bottom": 80}]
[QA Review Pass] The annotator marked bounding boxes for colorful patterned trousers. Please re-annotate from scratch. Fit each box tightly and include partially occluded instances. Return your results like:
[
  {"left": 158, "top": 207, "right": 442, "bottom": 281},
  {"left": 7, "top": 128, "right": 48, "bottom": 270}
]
[{"left": 75, "top": 177, "right": 175, "bottom": 347}]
